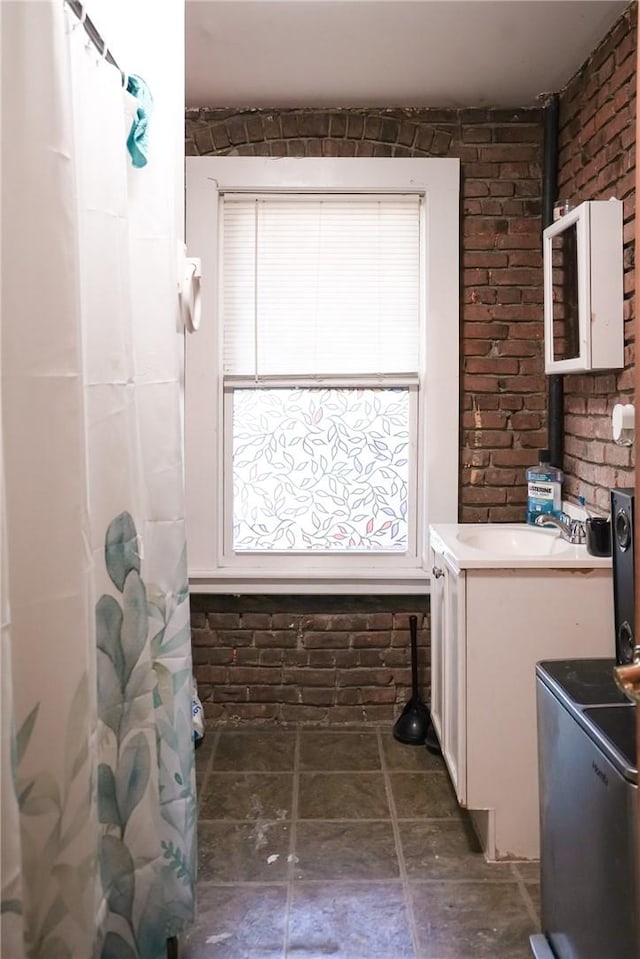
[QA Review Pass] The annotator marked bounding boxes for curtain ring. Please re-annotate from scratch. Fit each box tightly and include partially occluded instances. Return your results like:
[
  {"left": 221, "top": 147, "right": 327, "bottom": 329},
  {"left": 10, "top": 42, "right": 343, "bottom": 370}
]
[
  {"left": 101, "top": 39, "right": 109, "bottom": 60},
  {"left": 79, "top": 3, "right": 87, "bottom": 25}
]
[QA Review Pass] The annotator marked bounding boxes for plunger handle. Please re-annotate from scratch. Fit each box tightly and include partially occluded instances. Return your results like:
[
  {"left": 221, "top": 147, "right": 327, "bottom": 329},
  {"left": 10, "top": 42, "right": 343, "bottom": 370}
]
[{"left": 410, "top": 615, "right": 419, "bottom": 697}]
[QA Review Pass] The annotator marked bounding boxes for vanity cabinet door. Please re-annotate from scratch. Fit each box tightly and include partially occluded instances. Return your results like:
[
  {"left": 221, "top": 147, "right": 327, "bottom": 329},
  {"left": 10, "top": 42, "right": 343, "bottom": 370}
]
[
  {"left": 430, "top": 549, "right": 467, "bottom": 805},
  {"left": 441, "top": 561, "right": 467, "bottom": 804},
  {"left": 430, "top": 550, "right": 445, "bottom": 742}
]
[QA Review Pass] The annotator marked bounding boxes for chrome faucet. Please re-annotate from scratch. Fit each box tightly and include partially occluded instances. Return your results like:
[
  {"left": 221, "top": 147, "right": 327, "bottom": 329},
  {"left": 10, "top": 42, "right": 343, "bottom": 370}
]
[{"left": 534, "top": 513, "right": 586, "bottom": 544}]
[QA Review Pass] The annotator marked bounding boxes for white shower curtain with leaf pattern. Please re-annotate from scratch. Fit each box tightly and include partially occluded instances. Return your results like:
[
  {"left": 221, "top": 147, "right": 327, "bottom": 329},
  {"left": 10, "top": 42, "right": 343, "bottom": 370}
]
[{"left": 1, "top": 3, "right": 196, "bottom": 957}]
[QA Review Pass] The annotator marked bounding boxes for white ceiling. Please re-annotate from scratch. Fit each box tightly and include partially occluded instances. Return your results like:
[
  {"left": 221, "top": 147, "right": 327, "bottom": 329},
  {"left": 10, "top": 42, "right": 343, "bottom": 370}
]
[{"left": 185, "top": 0, "right": 629, "bottom": 110}]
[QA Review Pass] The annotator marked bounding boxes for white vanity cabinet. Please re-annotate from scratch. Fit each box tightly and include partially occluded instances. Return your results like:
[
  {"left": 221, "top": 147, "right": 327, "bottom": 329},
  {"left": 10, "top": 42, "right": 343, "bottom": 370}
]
[
  {"left": 430, "top": 552, "right": 466, "bottom": 803},
  {"left": 429, "top": 525, "right": 614, "bottom": 861}
]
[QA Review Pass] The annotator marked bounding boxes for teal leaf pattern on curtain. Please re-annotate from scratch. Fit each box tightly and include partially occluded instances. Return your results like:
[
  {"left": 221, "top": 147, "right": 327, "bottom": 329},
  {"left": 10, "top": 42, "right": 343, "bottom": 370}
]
[
  {"left": 98, "top": 766, "right": 121, "bottom": 828},
  {"left": 102, "top": 932, "right": 138, "bottom": 959},
  {"left": 105, "top": 512, "right": 140, "bottom": 592},
  {"left": 2, "top": 512, "right": 196, "bottom": 959},
  {"left": 100, "top": 835, "right": 135, "bottom": 919},
  {"left": 1, "top": 675, "right": 94, "bottom": 959},
  {"left": 96, "top": 597, "right": 126, "bottom": 687},
  {"left": 115, "top": 733, "right": 150, "bottom": 824},
  {"left": 97, "top": 513, "right": 196, "bottom": 958}
]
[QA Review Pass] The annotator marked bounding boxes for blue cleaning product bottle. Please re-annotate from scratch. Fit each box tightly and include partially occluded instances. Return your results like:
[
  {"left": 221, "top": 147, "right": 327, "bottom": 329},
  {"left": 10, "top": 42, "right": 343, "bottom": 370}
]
[{"left": 526, "top": 449, "right": 563, "bottom": 525}]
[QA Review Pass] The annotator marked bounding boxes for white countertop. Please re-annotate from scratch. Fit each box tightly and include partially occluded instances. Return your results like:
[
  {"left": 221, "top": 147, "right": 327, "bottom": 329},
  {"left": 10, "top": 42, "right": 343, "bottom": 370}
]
[{"left": 429, "top": 523, "right": 613, "bottom": 572}]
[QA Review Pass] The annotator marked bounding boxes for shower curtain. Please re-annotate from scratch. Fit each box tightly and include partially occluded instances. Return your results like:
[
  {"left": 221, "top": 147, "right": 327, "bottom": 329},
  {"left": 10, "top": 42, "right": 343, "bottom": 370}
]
[{"left": 1, "top": 3, "right": 196, "bottom": 958}]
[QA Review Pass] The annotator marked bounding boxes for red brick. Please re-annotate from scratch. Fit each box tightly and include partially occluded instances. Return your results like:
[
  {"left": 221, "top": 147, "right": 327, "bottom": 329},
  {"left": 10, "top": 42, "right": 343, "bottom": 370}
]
[
  {"left": 464, "top": 430, "right": 514, "bottom": 449},
  {"left": 281, "top": 704, "right": 330, "bottom": 723},
  {"left": 296, "top": 629, "right": 345, "bottom": 650},
  {"left": 309, "top": 650, "right": 358, "bottom": 668},
  {"left": 510, "top": 412, "right": 543, "bottom": 430},
  {"left": 283, "top": 650, "right": 309, "bottom": 667},
  {"left": 462, "top": 410, "right": 509, "bottom": 429},
  {"left": 336, "top": 669, "right": 393, "bottom": 687},
  {"left": 465, "top": 358, "right": 519, "bottom": 375},
  {"left": 492, "top": 450, "right": 540, "bottom": 467},
  {"left": 484, "top": 467, "right": 519, "bottom": 486},
  {"left": 362, "top": 706, "right": 396, "bottom": 722},
  {"left": 359, "top": 687, "right": 398, "bottom": 704},
  {"left": 464, "top": 487, "right": 507, "bottom": 505},
  {"left": 260, "top": 649, "right": 286, "bottom": 666},
  {"left": 215, "top": 686, "right": 249, "bottom": 703},
  {"left": 231, "top": 667, "right": 282, "bottom": 686},
  {"left": 301, "top": 688, "right": 335, "bottom": 706},
  {"left": 191, "top": 629, "right": 214, "bottom": 647},
  {"left": 241, "top": 613, "right": 272, "bottom": 629},
  {"left": 283, "top": 668, "right": 336, "bottom": 686},
  {"left": 197, "top": 665, "right": 227, "bottom": 684},
  {"left": 218, "top": 630, "right": 253, "bottom": 647},
  {"left": 233, "top": 648, "right": 261, "bottom": 666},
  {"left": 224, "top": 704, "right": 279, "bottom": 722},
  {"left": 393, "top": 612, "right": 428, "bottom": 629},
  {"left": 252, "top": 685, "right": 299, "bottom": 703},
  {"left": 351, "top": 631, "right": 393, "bottom": 648},
  {"left": 254, "top": 630, "right": 298, "bottom": 648},
  {"left": 357, "top": 650, "right": 386, "bottom": 667}
]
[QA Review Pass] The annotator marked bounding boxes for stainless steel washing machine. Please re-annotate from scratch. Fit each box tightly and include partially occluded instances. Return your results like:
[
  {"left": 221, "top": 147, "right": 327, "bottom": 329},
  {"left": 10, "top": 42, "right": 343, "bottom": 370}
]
[{"left": 531, "top": 658, "right": 638, "bottom": 959}]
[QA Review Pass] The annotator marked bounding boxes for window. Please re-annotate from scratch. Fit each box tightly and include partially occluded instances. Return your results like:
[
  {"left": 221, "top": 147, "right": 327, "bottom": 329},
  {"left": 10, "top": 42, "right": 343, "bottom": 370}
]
[{"left": 185, "top": 158, "right": 459, "bottom": 593}]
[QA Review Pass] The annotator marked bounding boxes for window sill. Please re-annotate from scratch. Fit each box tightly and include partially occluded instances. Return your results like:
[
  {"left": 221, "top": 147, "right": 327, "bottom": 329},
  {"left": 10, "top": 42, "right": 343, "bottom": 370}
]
[{"left": 188, "top": 568, "right": 431, "bottom": 595}]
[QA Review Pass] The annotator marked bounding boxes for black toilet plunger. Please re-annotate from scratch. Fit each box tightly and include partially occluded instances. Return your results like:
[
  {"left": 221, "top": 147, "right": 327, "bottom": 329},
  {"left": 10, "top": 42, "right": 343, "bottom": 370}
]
[{"left": 393, "top": 615, "right": 436, "bottom": 748}]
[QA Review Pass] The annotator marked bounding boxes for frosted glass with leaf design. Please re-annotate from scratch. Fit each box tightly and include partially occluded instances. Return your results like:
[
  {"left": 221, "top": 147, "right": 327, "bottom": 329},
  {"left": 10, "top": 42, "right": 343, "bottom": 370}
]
[{"left": 232, "top": 388, "right": 410, "bottom": 551}]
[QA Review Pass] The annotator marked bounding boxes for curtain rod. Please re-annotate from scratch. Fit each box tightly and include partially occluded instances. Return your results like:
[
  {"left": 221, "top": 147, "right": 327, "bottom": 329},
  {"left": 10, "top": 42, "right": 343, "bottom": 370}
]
[{"left": 66, "top": 0, "right": 126, "bottom": 87}]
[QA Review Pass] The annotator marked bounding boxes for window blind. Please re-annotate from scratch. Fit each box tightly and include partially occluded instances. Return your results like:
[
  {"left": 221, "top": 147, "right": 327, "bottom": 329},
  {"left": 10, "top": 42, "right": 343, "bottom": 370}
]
[{"left": 221, "top": 194, "right": 421, "bottom": 378}]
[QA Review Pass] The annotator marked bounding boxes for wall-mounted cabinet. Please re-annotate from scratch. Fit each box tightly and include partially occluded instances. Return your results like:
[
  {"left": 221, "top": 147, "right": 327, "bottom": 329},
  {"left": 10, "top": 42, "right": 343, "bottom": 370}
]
[{"left": 543, "top": 199, "right": 623, "bottom": 374}]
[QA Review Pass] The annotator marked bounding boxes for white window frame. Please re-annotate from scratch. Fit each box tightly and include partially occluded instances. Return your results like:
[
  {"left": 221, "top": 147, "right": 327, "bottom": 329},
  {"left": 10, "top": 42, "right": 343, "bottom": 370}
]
[{"left": 185, "top": 157, "right": 459, "bottom": 594}]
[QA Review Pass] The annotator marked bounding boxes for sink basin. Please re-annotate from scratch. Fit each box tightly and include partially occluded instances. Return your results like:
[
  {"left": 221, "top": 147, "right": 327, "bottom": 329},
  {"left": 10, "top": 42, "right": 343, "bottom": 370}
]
[
  {"left": 430, "top": 522, "right": 610, "bottom": 570},
  {"left": 455, "top": 525, "right": 573, "bottom": 556}
]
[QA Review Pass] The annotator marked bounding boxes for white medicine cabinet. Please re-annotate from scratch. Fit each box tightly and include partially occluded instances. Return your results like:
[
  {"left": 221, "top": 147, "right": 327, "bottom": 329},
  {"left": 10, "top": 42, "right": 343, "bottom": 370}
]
[{"left": 543, "top": 199, "right": 623, "bottom": 374}]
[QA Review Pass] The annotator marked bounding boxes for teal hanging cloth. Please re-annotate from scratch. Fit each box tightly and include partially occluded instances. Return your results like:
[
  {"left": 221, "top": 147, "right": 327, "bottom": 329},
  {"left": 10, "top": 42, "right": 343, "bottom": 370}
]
[{"left": 126, "top": 74, "right": 153, "bottom": 168}]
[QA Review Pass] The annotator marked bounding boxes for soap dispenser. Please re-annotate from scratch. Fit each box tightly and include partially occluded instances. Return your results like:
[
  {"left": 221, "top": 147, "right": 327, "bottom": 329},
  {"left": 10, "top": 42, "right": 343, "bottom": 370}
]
[{"left": 526, "top": 449, "right": 563, "bottom": 525}]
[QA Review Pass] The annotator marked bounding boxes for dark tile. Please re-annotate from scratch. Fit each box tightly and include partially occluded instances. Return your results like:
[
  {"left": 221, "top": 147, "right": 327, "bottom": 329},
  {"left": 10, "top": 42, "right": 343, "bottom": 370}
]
[
  {"left": 294, "top": 821, "right": 399, "bottom": 880},
  {"left": 199, "top": 772, "right": 293, "bottom": 821},
  {"left": 410, "top": 882, "right": 537, "bottom": 958},
  {"left": 195, "top": 741, "right": 214, "bottom": 786},
  {"left": 214, "top": 731, "right": 296, "bottom": 771},
  {"left": 196, "top": 765, "right": 210, "bottom": 793},
  {"left": 183, "top": 884, "right": 287, "bottom": 958},
  {"left": 298, "top": 773, "right": 390, "bottom": 819},
  {"left": 511, "top": 861, "right": 540, "bottom": 884},
  {"left": 198, "top": 821, "right": 290, "bottom": 882},
  {"left": 390, "top": 772, "right": 460, "bottom": 819},
  {"left": 299, "top": 730, "right": 381, "bottom": 770},
  {"left": 524, "top": 882, "right": 541, "bottom": 918},
  {"left": 381, "top": 732, "right": 446, "bottom": 772},
  {"left": 287, "top": 882, "right": 413, "bottom": 958},
  {"left": 196, "top": 736, "right": 216, "bottom": 764},
  {"left": 399, "top": 820, "right": 513, "bottom": 881}
]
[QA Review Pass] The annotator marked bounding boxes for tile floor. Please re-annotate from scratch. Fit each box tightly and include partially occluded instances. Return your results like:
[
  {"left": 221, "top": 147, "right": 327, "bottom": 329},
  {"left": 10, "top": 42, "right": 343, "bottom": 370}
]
[{"left": 184, "top": 726, "right": 540, "bottom": 959}]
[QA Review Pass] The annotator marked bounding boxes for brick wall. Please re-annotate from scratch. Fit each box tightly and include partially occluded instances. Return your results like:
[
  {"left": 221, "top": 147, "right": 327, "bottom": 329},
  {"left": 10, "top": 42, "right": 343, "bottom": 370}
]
[
  {"left": 185, "top": 107, "right": 545, "bottom": 723},
  {"left": 185, "top": 7, "right": 633, "bottom": 723},
  {"left": 186, "top": 106, "right": 546, "bottom": 522},
  {"left": 557, "top": 4, "right": 636, "bottom": 513},
  {"left": 191, "top": 595, "right": 428, "bottom": 723}
]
